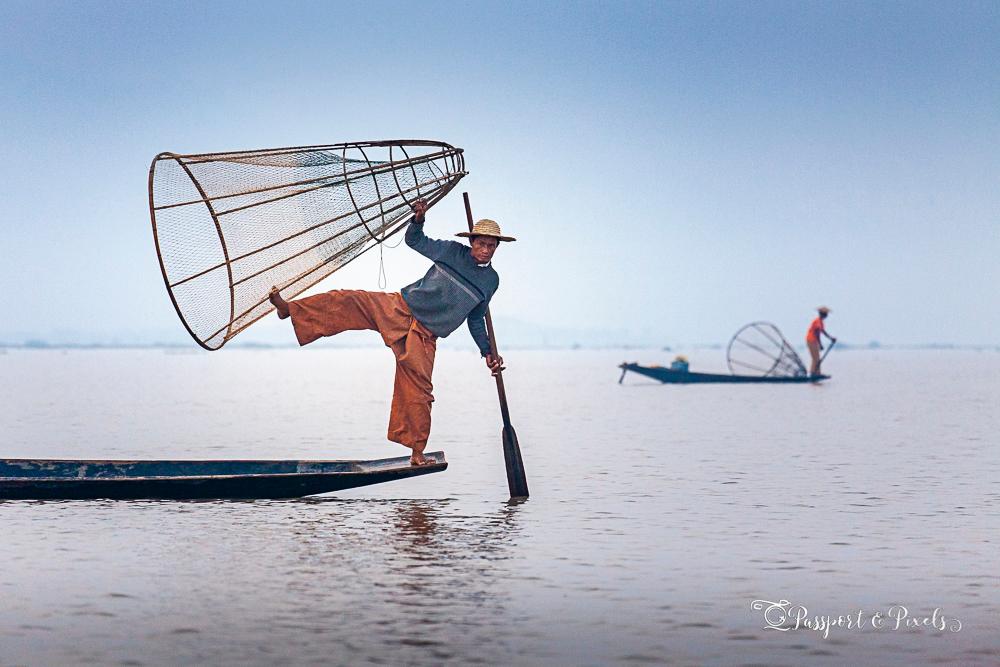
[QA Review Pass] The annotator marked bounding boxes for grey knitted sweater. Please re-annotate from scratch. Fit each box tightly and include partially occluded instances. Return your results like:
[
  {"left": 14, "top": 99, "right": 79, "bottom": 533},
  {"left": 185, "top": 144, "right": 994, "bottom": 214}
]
[{"left": 401, "top": 219, "right": 498, "bottom": 356}]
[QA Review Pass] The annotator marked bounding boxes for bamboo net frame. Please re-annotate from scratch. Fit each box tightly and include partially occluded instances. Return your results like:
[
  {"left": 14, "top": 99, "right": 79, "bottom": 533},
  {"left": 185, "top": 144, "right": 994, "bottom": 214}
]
[
  {"left": 149, "top": 140, "right": 466, "bottom": 350},
  {"left": 726, "top": 321, "right": 808, "bottom": 377}
]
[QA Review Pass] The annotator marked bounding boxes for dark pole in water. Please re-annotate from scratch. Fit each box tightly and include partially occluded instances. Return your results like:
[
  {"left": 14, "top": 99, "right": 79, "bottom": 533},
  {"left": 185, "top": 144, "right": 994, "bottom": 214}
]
[{"left": 463, "top": 192, "right": 529, "bottom": 499}]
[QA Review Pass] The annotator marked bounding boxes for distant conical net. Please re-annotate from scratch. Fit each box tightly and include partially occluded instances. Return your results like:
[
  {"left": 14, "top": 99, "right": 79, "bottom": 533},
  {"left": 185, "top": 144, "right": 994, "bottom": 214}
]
[
  {"left": 149, "top": 140, "right": 465, "bottom": 350},
  {"left": 726, "top": 321, "right": 808, "bottom": 377}
]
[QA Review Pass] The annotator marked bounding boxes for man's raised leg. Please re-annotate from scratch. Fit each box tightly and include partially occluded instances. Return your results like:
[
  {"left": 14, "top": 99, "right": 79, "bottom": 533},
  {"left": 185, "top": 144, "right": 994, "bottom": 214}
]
[
  {"left": 280, "top": 290, "right": 408, "bottom": 347},
  {"left": 269, "top": 287, "right": 290, "bottom": 319}
]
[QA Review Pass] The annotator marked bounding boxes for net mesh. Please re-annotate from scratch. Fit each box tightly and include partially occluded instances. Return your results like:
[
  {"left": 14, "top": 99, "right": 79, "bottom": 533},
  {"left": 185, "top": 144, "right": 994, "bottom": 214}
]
[
  {"left": 726, "top": 321, "right": 808, "bottom": 378},
  {"left": 149, "top": 140, "right": 466, "bottom": 350}
]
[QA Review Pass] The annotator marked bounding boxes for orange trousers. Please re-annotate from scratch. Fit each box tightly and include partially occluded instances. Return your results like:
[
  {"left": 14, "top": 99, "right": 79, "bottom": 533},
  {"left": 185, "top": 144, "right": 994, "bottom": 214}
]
[
  {"left": 288, "top": 290, "right": 437, "bottom": 453},
  {"left": 806, "top": 338, "right": 821, "bottom": 375}
]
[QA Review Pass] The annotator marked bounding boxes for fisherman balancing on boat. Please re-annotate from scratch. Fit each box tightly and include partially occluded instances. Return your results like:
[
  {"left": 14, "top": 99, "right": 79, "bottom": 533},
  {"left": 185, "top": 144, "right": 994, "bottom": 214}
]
[
  {"left": 268, "top": 198, "right": 515, "bottom": 466},
  {"left": 806, "top": 306, "right": 836, "bottom": 376}
]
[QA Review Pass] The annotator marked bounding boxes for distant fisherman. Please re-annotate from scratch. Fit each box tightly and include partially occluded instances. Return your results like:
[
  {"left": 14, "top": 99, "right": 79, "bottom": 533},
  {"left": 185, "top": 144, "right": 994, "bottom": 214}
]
[
  {"left": 268, "top": 198, "right": 515, "bottom": 466},
  {"left": 806, "top": 306, "right": 836, "bottom": 376}
]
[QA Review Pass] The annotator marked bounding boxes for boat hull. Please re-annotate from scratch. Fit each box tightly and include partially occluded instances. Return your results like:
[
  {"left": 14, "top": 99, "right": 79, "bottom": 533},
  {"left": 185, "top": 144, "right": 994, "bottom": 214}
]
[
  {"left": 0, "top": 453, "right": 447, "bottom": 500},
  {"left": 619, "top": 363, "right": 829, "bottom": 384}
]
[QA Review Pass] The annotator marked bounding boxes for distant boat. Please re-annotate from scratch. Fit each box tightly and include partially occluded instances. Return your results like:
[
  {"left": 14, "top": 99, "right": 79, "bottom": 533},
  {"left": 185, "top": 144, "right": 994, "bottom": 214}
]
[
  {"left": 618, "top": 362, "right": 829, "bottom": 384},
  {"left": 0, "top": 452, "right": 446, "bottom": 500},
  {"left": 619, "top": 321, "right": 832, "bottom": 385}
]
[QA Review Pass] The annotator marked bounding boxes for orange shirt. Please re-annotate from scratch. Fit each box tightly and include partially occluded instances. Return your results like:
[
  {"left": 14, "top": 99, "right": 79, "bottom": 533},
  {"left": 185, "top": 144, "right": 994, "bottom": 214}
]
[{"left": 806, "top": 317, "right": 825, "bottom": 343}]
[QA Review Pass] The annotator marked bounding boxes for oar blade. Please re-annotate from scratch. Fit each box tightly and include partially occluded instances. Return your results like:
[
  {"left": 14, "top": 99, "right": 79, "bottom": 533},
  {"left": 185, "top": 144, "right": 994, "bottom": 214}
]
[{"left": 502, "top": 425, "right": 529, "bottom": 499}]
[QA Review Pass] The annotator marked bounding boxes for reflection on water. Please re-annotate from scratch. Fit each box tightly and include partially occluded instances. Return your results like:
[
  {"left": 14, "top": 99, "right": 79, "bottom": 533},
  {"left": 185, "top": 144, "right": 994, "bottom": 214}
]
[
  {"left": 0, "top": 497, "right": 528, "bottom": 666},
  {"left": 1, "top": 349, "right": 999, "bottom": 665}
]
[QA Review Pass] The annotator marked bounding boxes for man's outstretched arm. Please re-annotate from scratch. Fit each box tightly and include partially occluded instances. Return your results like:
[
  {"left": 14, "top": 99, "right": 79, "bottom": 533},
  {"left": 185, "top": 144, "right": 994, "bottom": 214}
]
[{"left": 405, "top": 198, "right": 455, "bottom": 261}]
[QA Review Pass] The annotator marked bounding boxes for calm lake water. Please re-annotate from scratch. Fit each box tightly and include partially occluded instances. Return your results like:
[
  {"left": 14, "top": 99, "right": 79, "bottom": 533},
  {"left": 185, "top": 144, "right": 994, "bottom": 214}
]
[{"left": 1, "top": 347, "right": 998, "bottom": 666}]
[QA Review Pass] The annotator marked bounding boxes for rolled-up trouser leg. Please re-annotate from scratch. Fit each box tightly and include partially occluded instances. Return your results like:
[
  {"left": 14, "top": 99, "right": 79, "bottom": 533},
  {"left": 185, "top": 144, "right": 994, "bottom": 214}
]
[
  {"left": 287, "top": 290, "right": 410, "bottom": 347},
  {"left": 387, "top": 318, "right": 437, "bottom": 453}
]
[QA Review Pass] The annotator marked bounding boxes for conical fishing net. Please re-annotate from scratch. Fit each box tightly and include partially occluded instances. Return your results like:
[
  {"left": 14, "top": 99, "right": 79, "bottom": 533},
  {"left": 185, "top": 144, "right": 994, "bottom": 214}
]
[
  {"left": 149, "top": 140, "right": 465, "bottom": 350},
  {"left": 726, "top": 321, "right": 808, "bottom": 378}
]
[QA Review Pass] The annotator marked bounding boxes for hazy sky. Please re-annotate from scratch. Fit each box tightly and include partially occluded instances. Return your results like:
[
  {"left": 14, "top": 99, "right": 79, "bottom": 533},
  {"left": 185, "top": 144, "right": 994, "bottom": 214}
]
[{"left": 2, "top": 0, "right": 997, "bottom": 346}]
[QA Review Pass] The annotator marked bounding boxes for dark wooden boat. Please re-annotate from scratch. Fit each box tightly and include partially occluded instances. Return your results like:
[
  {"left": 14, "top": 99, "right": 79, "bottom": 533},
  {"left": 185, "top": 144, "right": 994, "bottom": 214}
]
[
  {"left": 0, "top": 452, "right": 447, "bottom": 500},
  {"left": 619, "top": 363, "right": 829, "bottom": 384}
]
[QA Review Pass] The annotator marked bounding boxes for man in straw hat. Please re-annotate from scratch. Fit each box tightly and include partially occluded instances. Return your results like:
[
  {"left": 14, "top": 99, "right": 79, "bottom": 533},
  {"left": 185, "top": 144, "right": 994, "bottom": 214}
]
[
  {"left": 268, "top": 198, "right": 514, "bottom": 466},
  {"left": 806, "top": 306, "right": 836, "bottom": 376}
]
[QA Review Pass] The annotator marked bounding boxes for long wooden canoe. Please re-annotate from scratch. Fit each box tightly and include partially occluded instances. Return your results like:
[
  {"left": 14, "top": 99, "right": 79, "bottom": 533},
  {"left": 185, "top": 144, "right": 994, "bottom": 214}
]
[
  {"left": 0, "top": 452, "right": 446, "bottom": 500},
  {"left": 619, "top": 363, "right": 829, "bottom": 384}
]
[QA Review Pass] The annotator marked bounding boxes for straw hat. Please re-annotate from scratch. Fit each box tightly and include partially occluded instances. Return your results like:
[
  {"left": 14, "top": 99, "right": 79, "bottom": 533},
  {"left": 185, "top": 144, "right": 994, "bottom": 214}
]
[
  {"left": 456, "top": 219, "right": 516, "bottom": 242},
  {"left": 817, "top": 306, "right": 831, "bottom": 314}
]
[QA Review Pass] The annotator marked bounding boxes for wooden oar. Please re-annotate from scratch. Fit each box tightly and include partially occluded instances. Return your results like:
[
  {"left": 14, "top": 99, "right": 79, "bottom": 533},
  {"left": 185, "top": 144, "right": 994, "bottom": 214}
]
[
  {"left": 463, "top": 192, "right": 529, "bottom": 499},
  {"left": 820, "top": 339, "right": 837, "bottom": 365}
]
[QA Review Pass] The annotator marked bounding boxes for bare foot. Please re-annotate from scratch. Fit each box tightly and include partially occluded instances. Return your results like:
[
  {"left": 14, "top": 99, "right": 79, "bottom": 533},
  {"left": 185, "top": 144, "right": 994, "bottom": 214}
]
[
  {"left": 269, "top": 287, "right": 290, "bottom": 319},
  {"left": 409, "top": 453, "right": 436, "bottom": 466}
]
